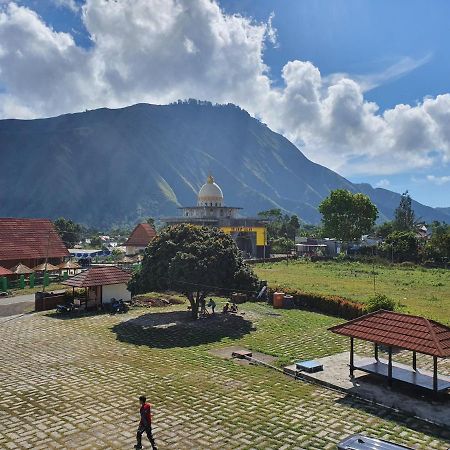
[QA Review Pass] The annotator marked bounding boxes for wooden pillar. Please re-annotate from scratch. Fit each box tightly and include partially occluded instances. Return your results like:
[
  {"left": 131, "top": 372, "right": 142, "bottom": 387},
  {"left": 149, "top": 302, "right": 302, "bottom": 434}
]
[
  {"left": 412, "top": 351, "right": 417, "bottom": 371},
  {"left": 433, "top": 356, "right": 438, "bottom": 393},
  {"left": 388, "top": 346, "right": 393, "bottom": 386},
  {"left": 374, "top": 343, "right": 379, "bottom": 361},
  {"left": 350, "top": 337, "right": 354, "bottom": 377}
]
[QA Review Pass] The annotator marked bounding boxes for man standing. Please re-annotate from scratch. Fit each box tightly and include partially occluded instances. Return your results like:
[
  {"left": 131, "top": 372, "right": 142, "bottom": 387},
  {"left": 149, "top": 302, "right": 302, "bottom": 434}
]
[{"left": 135, "top": 395, "right": 158, "bottom": 450}]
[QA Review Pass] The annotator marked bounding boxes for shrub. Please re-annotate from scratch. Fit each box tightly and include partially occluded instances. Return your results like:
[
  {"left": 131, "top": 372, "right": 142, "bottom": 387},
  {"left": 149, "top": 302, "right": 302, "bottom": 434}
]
[
  {"left": 268, "top": 287, "right": 365, "bottom": 320},
  {"left": 365, "top": 293, "right": 396, "bottom": 313}
]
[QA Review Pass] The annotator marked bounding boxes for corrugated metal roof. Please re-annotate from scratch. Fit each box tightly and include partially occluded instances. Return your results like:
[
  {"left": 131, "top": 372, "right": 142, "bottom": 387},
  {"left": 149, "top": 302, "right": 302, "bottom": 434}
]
[
  {"left": 329, "top": 310, "right": 450, "bottom": 357},
  {"left": 0, "top": 218, "right": 69, "bottom": 261},
  {"left": 62, "top": 266, "right": 131, "bottom": 288}
]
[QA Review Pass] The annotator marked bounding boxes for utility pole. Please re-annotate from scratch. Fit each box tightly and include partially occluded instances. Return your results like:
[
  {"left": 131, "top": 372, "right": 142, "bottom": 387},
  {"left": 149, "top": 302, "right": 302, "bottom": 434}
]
[
  {"left": 372, "top": 246, "right": 376, "bottom": 293},
  {"left": 42, "top": 229, "right": 51, "bottom": 293}
]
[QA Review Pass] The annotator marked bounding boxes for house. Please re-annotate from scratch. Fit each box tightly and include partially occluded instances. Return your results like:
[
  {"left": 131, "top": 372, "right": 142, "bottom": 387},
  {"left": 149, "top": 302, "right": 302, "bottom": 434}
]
[
  {"left": 124, "top": 223, "right": 156, "bottom": 256},
  {"left": 62, "top": 266, "right": 132, "bottom": 308},
  {"left": 0, "top": 218, "right": 69, "bottom": 270}
]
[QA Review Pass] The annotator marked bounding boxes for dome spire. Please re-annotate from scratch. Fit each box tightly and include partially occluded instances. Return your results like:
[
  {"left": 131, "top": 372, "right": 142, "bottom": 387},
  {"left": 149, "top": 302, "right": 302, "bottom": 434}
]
[{"left": 198, "top": 173, "right": 223, "bottom": 206}]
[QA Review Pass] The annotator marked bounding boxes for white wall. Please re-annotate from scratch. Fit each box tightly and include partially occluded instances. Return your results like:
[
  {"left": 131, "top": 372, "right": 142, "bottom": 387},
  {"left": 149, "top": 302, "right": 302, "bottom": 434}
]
[{"left": 102, "top": 283, "right": 131, "bottom": 304}]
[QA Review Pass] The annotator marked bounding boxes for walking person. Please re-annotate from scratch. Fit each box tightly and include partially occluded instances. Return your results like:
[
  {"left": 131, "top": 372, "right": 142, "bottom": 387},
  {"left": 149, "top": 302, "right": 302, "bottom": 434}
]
[{"left": 135, "top": 395, "right": 158, "bottom": 450}]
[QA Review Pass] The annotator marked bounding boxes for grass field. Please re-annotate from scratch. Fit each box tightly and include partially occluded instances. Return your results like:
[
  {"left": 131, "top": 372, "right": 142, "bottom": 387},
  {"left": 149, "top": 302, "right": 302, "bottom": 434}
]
[{"left": 254, "top": 260, "right": 450, "bottom": 323}]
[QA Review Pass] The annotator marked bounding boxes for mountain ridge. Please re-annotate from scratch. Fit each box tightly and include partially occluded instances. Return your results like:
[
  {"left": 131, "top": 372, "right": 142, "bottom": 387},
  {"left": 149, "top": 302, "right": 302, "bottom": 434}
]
[{"left": 0, "top": 101, "right": 448, "bottom": 228}]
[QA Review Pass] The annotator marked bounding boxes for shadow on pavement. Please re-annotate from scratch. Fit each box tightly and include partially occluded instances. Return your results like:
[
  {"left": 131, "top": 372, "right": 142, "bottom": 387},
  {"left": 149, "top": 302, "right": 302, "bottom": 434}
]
[
  {"left": 112, "top": 310, "right": 255, "bottom": 348},
  {"left": 336, "top": 394, "right": 450, "bottom": 441}
]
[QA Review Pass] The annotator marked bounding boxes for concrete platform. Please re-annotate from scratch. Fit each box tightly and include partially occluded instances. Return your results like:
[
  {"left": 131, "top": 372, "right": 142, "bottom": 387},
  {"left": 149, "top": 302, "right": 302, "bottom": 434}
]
[{"left": 285, "top": 352, "right": 450, "bottom": 428}]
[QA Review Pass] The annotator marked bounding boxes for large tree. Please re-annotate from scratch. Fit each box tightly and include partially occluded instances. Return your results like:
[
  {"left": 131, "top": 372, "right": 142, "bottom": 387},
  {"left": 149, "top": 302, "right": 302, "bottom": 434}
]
[
  {"left": 318, "top": 189, "right": 378, "bottom": 241},
  {"left": 393, "top": 191, "right": 416, "bottom": 231},
  {"left": 381, "top": 231, "right": 419, "bottom": 263},
  {"left": 257, "top": 209, "right": 300, "bottom": 248},
  {"left": 53, "top": 217, "right": 83, "bottom": 248},
  {"left": 129, "top": 224, "right": 258, "bottom": 319}
]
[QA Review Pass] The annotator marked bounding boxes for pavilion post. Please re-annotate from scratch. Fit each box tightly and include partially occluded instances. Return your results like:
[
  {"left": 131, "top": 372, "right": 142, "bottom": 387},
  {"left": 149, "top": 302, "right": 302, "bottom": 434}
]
[
  {"left": 412, "top": 351, "right": 417, "bottom": 371},
  {"left": 374, "top": 343, "right": 378, "bottom": 361},
  {"left": 433, "top": 356, "right": 438, "bottom": 393},
  {"left": 349, "top": 337, "right": 354, "bottom": 377},
  {"left": 388, "top": 346, "right": 393, "bottom": 386}
]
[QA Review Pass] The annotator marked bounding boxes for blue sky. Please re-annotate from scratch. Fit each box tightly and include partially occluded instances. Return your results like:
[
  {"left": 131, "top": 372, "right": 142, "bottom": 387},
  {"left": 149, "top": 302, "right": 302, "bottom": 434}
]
[{"left": 1, "top": 0, "right": 449, "bottom": 207}]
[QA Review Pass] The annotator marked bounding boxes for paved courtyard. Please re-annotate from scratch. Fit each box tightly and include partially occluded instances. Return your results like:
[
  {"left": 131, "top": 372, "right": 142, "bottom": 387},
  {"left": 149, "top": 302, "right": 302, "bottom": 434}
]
[{"left": 0, "top": 303, "right": 449, "bottom": 449}]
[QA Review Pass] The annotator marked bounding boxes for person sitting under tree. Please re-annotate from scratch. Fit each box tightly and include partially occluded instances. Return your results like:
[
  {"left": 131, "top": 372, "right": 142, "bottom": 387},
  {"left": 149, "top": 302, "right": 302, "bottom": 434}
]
[
  {"left": 230, "top": 302, "right": 238, "bottom": 313},
  {"left": 207, "top": 298, "right": 216, "bottom": 314},
  {"left": 135, "top": 395, "right": 158, "bottom": 450},
  {"left": 222, "top": 302, "right": 230, "bottom": 314}
]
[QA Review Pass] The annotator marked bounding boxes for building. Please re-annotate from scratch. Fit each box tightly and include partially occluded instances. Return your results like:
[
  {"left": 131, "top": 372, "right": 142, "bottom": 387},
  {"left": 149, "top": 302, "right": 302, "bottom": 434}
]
[
  {"left": 0, "top": 218, "right": 69, "bottom": 270},
  {"left": 165, "top": 175, "right": 268, "bottom": 258},
  {"left": 124, "top": 223, "right": 157, "bottom": 256},
  {"left": 62, "top": 266, "right": 132, "bottom": 307}
]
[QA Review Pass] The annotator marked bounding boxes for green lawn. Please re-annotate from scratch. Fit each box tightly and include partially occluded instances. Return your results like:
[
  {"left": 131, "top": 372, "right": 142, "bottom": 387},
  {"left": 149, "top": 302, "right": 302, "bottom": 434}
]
[
  {"left": 8, "top": 282, "right": 66, "bottom": 297},
  {"left": 254, "top": 260, "right": 450, "bottom": 323}
]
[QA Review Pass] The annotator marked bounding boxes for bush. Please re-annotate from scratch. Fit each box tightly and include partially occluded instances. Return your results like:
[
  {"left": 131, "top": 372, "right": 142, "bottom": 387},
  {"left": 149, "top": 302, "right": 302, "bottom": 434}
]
[
  {"left": 64, "top": 288, "right": 85, "bottom": 300},
  {"left": 269, "top": 287, "right": 365, "bottom": 320},
  {"left": 365, "top": 293, "right": 396, "bottom": 313}
]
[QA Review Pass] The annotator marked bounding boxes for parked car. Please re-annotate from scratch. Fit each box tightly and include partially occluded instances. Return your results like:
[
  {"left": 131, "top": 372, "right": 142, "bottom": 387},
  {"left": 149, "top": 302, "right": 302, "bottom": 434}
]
[{"left": 337, "top": 434, "right": 413, "bottom": 450}]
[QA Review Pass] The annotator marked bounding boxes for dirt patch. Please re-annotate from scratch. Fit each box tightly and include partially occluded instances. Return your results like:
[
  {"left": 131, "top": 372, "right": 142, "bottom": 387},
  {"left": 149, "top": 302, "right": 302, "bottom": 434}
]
[
  {"left": 133, "top": 292, "right": 185, "bottom": 308},
  {"left": 209, "top": 346, "right": 278, "bottom": 366}
]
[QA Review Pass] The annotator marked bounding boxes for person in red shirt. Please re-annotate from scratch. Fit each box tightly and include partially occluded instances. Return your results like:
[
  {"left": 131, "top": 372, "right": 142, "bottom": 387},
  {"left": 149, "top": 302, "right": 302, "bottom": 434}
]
[{"left": 135, "top": 395, "right": 158, "bottom": 450}]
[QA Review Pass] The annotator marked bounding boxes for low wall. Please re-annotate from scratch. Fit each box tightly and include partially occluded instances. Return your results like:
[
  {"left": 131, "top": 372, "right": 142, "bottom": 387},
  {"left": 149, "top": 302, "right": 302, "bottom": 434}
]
[{"left": 35, "top": 292, "right": 66, "bottom": 312}]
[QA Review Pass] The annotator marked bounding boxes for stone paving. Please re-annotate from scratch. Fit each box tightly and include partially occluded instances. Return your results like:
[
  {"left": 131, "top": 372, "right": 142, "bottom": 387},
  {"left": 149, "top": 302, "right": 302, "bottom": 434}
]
[{"left": 0, "top": 304, "right": 449, "bottom": 449}]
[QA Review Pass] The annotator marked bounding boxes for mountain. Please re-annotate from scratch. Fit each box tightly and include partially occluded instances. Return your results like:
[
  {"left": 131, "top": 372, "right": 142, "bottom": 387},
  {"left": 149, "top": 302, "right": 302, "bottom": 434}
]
[{"left": 0, "top": 101, "right": 448, "bottom": 228}]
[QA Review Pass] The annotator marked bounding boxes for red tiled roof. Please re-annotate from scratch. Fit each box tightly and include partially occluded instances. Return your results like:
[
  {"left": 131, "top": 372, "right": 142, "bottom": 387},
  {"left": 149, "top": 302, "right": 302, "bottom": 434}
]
[
  {"left": 329, "top": 310, "right": 450, "bottom": 357},
  {"left": 0, "top": 218, "right": 69, "bottom": 262},
  {"left": 62, "top": 266, "right": 132, "bottom": 288},
  {"left": 0, "top": 266, "right": 13, "bottom": 276},
  {"left": 124, "top": 223, "right": 156, "bottom": 247}
]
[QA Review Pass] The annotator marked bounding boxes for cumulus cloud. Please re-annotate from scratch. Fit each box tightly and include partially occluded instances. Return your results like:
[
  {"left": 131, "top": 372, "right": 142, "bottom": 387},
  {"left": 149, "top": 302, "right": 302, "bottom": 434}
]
[
  {"left": 375, "top": 179, "right": 391, "bottom": 188},
  {"left": 426, "top": 175, "right": 450, "bottom": 185},
  {"left": 0, "top": 0, "right": 449, "bottom": 178}
]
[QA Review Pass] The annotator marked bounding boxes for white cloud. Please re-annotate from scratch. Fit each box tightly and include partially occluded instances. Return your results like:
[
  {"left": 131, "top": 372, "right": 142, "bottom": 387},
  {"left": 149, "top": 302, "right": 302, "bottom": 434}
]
[
  {"left": 426, "top": 175, "right": 450, "bottom": 185},
  {"left": 375, "top": 179, "right": 391, "bottom": 188},
  {"left": 52, "top": 0, "right": 80, "bottom": 12},
  {"left": 0, "top": 0, "right": 449, "bottom": 179}
]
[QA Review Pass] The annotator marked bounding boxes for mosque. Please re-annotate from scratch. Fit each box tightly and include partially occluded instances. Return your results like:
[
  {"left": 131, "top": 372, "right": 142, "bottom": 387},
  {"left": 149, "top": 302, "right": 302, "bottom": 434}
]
[{"left": 165, "top": 175, "right": 269, "bottom": 258}]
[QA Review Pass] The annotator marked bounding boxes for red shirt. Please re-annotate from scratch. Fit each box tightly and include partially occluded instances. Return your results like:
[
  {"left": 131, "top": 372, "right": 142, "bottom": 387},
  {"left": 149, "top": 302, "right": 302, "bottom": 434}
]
[{"left": 140, "top": 402, "right": 152, "bottom": 426}]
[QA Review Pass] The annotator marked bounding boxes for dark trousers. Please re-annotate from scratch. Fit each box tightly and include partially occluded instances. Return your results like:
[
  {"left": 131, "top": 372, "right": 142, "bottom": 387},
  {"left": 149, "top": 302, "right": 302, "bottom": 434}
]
[{"left": 136, "top": 424, "right": 157, "bottom": 449}]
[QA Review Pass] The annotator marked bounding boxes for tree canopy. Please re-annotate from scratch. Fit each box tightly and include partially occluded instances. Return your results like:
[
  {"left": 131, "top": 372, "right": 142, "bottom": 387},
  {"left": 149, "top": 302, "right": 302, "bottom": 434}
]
[
  {"left": 257, "top": 208, "right": 300, "bottom": 253},
  {"left": 318, "top": 189, "right": 378, "bottom": 241},
  {"left": 129, "top": 224, "right": 258, "bottom": 318},
  {"left": 393, "top": 191, "right": 416, "bottom": 231},
  {"left": 380, "top": 231, "right": 419, "bottom": 263},
  {"left": 53, "top": 217, "right": 83, "bottom": 248}
]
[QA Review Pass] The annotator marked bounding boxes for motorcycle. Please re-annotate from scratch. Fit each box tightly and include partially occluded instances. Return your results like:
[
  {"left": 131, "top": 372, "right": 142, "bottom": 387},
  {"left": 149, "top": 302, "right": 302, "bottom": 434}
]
[{"left": 110, "top": 298, "right": 129, "bottom": 314}]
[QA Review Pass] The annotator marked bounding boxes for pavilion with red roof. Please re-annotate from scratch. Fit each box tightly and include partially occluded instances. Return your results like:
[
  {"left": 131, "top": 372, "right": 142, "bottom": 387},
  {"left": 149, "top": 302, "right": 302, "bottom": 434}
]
[
  {"left": 62, "top": 266, "right": 132, "bottom": 309},
  {"left": 124, "top": 223, "right": 156, "bottom": 256},
  {"left": 329, "top": 310, "right": 450, "bottom": 393}
]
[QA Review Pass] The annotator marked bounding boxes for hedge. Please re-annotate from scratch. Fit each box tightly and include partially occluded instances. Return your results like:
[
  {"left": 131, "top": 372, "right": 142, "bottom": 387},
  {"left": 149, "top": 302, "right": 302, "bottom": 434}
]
[{"left": 268, "top": 287, "right": 365, "bottom": 320}]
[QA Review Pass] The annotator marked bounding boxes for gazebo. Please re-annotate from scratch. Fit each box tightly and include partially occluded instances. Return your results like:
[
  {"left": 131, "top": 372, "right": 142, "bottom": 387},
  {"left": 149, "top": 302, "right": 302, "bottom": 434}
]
[
  {"left": 11, "top": 263, "right": 34, "bottom": 275},
  {"left": 329, "top": 310, "right": 450, "bottom": 393},
  {"left": 59, "top": 260, "right": 81, "bottom": 275},
  {"left": 0, "top": 266, "right": 13, "bottom": 277},
  {"left": 33, "top": 262, "right": 60, "bottom": 272},
  {"left": 62, "top": 266, "right": 132, "bottom": 309}
]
